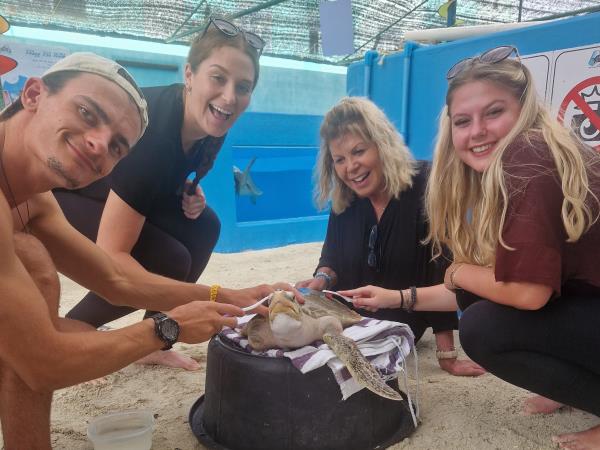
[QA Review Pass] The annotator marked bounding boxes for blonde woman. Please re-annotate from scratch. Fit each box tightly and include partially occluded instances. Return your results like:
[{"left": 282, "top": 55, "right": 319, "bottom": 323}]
[
  {"left": 296, "top": 97, "right": 485, "bottom": 377},
  {"left": 342, "top": 46, "right": 600, "bottom": 449}
]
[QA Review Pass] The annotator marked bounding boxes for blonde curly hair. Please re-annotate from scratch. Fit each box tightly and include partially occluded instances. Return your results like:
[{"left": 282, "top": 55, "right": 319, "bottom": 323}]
[{"left": 316, "top": 97, "right": 416, "bottom": 214}]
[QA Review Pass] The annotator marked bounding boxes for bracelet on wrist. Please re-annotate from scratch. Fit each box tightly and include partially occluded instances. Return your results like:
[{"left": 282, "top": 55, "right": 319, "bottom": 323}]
[
  {"left": 209, "top": 284, "right": 220, "bottom": 302},
  {"left": 449, "top": 263, "right": 464, "bottom": 290},
  {"left": 400, "top": 288, "right": 417, "bottom": 312},
  {"left": 408, "top": 286, "right": 417, "bottom": 313},
  {"left": 314, "top": 271, "right": 332, "bottom": 289}
]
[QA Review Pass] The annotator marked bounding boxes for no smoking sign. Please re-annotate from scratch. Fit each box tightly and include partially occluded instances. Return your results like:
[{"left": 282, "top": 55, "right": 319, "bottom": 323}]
[{"left": 558, "top": 76, "right": 600, "bottom": 150}]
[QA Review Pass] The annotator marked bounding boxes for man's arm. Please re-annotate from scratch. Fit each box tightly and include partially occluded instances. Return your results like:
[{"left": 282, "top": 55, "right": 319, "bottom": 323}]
[
  {"left": 31, "top": 192, "right": 269, "bottom": 312},
  {"left": 0, "top": 196, "right": 161, "bottom": 389},
  {"left": 0, "top": 257, "right": 239, "bottom": 391},
  {"left": 1, "top": 195, "right": 244, "bottom": 390}
]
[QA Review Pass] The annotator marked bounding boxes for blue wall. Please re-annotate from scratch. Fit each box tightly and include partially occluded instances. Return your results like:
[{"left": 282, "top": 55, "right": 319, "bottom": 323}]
[
  {"left": 347, "top": 12, "right": 600, "bottom": 160},
  {"left": 202, "top": 113, "right": 328, "bottom": 252}
]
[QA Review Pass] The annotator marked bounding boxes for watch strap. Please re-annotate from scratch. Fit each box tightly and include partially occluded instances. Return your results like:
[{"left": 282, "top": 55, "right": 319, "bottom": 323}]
[{"left": 151, "top": 312, "right": 177, "bottom": 351}]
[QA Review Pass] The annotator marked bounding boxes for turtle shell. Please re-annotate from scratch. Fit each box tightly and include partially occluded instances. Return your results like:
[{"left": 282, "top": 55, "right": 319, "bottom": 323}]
[{"left": 299, "top": 288, "right": 362, "bottom": 328}]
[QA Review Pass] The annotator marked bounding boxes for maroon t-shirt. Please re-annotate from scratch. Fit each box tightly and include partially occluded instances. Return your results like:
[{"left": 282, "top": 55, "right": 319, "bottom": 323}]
[{"left": 494, "top": 134, "right": 600, "bottom": 297}]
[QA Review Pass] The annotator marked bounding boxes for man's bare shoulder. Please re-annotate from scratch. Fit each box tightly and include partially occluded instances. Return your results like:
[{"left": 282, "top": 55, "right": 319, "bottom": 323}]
[
  {"left": 0, "top": 191, "right": 60, "bottom": 254},
  {"left": 25, "top": 191, "right": 64, "bottom": 227},
  {"left": 28, "top": 191, "right": 61, "bottom": 215}
]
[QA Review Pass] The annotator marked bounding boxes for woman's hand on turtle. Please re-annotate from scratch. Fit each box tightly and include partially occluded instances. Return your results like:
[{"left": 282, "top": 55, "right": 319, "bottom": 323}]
[
  {"left": 182, "top": 181, "right": 206, "bottom": 219},
  {"left": 271, "top": 282, "right": 305, "bottom": 304},
  {"left": 295, "top": 277, "right": 327, "bottom": 290},
  {"left": 338, "top": 285, "right": 401, "bottom": 311}
]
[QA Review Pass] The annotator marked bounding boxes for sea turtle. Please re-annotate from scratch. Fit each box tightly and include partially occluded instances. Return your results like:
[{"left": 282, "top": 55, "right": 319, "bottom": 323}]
[{"left": 241, "top": 289, "right": 403, "bottom": 401}]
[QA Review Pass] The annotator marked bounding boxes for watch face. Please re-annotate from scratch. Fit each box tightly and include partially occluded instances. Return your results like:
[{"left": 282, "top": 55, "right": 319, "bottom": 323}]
[{"left": 160, "top": 318, "right": 180, "bottom": 341}]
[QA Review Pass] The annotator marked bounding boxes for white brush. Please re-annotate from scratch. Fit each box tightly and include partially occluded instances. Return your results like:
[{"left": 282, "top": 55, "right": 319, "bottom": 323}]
[
  {"left": 241, "top": 295, "right": 271, "bottom": 312},
  {"left": 322, "top": 289, "right": 354, "bottom": 303}
]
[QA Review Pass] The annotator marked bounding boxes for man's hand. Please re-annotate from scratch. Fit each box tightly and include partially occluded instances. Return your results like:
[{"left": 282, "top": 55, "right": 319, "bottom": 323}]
[
  {"left": 182, "top": 181, "right": 206, "bottom": 220},
  {"left": 167, "top": 301, "right": 244, "bottom": 343},
  {"left": 220, "top": 282, "right": 302, "bottom": 316}
]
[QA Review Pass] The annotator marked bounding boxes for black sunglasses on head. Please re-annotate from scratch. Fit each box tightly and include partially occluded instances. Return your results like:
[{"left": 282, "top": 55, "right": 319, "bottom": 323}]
[
  {"left": 446, "top": 45, "right": 520, "bottom": 80},
  {"left": 202, "top": 17, "right": 265, "bottom": 55}
]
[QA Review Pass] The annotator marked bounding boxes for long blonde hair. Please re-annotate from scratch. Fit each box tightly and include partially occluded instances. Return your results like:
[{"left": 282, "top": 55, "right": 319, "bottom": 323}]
[
  {"left": 426, "top": 57, "right": 600, "bottom": 266},
  {"left": 316, "top": 97, "right": 416, "bottom": 214}
]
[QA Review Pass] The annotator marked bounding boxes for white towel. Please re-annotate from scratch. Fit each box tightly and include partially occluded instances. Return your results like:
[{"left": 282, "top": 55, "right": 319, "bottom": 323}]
[{"left": 220, "top": 315, "right": 417, "bottom": 403}]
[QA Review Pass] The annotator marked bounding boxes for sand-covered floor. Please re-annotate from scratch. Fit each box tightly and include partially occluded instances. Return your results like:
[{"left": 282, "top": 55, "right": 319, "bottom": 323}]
[{"left": 34, "top": 242, "right": 597, "bottom": 449}]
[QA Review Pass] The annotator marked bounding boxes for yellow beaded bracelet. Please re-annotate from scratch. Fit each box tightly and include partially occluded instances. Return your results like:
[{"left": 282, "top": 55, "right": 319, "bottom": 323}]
[{"left": 209, "top": 284, "right": 220, "bottom": 302}]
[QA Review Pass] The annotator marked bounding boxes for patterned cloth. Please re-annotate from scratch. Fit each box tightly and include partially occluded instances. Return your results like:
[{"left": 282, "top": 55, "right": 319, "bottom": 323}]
[{"left": 221, "top": 315, "right": 418, "bottom": 407}]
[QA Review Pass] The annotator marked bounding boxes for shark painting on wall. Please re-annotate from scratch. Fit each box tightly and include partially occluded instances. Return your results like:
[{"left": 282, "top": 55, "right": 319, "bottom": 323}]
[{"left": 233, "top": 156, "right": 263, "bottom": 204}]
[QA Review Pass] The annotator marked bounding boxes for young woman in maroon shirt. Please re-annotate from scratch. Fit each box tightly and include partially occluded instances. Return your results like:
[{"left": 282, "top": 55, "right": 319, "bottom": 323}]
[{"left": 342, "top": 46, "right": 600, "bottom": 449}]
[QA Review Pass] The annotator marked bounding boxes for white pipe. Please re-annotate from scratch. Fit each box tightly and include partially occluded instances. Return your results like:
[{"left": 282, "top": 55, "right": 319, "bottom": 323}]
[{"left": 404, "top": 20, "right": 555, "bottom": 43}]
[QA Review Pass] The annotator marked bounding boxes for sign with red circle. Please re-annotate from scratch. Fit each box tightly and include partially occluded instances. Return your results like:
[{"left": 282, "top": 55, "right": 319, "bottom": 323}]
[
  {"left": 0, "top": 55, "right": 17, "bottom": 76},
  {"left": 558, "top": 76, "right": 600, "bottom": 150}
]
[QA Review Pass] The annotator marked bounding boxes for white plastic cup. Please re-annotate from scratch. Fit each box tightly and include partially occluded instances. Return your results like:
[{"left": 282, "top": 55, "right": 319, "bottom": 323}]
[{"left": 87, "top": 410, "right": 154, "bottom": 450}]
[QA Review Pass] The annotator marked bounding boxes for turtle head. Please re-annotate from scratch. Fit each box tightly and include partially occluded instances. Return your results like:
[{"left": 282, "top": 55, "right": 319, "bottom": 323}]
[{"left": 268, "top": 290, "right": 303, "bottom": 334}]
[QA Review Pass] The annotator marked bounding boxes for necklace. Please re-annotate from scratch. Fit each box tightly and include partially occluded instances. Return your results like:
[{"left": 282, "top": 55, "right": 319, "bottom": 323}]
[
  {"left": 372, "top": 201, "right": 387, "bottom": 216},
  {"left": 0, "top": 145, "right": 29, "bottom": 232}
]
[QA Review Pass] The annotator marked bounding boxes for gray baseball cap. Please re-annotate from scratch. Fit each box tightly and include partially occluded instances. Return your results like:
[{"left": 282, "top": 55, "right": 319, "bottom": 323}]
[{"left": 43, "top": 52, "right": 148, "bottom": 135}]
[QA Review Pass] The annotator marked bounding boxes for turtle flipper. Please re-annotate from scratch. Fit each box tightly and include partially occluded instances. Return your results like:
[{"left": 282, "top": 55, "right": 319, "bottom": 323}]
[{"left": 323, "top": 333, "right": 403, "bottom": 401}]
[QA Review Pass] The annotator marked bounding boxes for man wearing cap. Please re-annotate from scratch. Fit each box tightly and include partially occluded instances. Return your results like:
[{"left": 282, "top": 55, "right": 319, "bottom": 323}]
[{"left": 0, "top": 52, "right": 275, "bottom": 449}]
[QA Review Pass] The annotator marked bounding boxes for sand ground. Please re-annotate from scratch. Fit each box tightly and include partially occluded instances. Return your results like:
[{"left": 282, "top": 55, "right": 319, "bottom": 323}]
[{"left": 18, "top": 242, "right": 598, "bottom": 449}]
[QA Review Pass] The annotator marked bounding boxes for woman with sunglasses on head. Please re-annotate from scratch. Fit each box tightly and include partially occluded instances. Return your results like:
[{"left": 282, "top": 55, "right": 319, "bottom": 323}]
[
  {"left": 296, "top": 97, "right": 485, "bottom": 377},
  {"left": 54, "top": 18, "right": 271, "bottom": 370},
  {"left": 342, "top": 46, "right": 600, "bottom": 449}
]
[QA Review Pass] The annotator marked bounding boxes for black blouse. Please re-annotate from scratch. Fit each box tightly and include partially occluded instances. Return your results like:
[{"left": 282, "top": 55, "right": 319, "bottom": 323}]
[{"left": 316, "top": 161, "right": 449, "bottom": 322}]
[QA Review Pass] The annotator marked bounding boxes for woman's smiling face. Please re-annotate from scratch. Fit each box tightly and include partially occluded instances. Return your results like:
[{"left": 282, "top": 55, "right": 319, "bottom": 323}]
[
  {"left": 329, "top": 132, "right": 384, "bottom": 199},
  {"left": 184, "top": 45, "right": 255, "bottom": 138},
  {"left": 449, "top": 79, "right": 522, "bottom": 172}
]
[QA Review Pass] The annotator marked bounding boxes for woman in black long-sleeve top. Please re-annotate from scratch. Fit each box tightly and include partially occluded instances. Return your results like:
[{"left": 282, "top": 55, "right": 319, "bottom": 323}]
[{"left": 297, "top": 97, "right": 484, "bottom": 376}]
